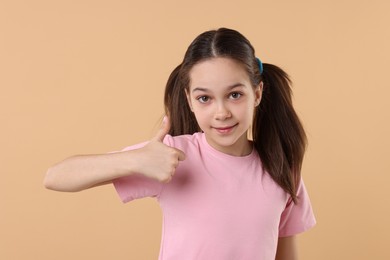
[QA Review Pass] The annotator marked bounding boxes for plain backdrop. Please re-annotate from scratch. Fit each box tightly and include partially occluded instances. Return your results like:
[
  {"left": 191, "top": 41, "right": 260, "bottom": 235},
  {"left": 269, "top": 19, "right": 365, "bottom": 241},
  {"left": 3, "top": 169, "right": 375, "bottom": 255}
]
[{"left": 1, "top": 0, "right": 389, "bottom": 259}]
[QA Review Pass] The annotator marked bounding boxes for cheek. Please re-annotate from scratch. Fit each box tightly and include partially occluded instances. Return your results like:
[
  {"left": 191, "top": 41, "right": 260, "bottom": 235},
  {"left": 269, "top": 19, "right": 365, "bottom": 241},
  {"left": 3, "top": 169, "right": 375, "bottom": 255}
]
[
  {"left": 192, "top": 108, "right": 208, "bottom": 122},
  {"left": 237, "top": 100, "right": 254, "bottom": 112},
  {"left": 191, "top": 105, "right": 214, "bottom": 128},
  {"left": 238, "top": 103, "right": 256, "bottom": 122}
]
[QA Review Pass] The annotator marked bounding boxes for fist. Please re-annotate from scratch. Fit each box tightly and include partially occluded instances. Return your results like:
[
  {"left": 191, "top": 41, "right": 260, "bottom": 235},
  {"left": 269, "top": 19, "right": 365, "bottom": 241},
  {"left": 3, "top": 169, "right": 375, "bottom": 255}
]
[{"left": 136, "top": 116, "right": 186, "bottom": 182}]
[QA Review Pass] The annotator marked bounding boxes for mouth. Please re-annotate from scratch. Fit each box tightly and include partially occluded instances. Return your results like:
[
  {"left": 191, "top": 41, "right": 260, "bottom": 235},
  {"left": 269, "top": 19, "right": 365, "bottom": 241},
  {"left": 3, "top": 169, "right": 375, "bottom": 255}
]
[{"left": 213, "top": 123, "right": 238, "bottom": 134}]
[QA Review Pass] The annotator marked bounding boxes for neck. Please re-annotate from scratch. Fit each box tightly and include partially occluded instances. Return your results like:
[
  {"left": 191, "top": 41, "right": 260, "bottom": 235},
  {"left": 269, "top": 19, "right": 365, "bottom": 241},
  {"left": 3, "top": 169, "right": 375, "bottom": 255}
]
[{"left": 205, "top": 134, "right": 253, "bottom": 157}]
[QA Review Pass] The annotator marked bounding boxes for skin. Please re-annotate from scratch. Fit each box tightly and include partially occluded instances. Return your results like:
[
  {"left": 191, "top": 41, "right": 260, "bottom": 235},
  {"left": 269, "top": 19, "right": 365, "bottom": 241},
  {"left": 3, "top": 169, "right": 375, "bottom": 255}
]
[
  {"left": 186, "top": 57, "right": 262, "bottom": 156},
  {"left": 276, "top": 236, "right": 298, "bottom": 260},
  {"left": 44, "top": 118, "right": 185, "bottom": 191}
]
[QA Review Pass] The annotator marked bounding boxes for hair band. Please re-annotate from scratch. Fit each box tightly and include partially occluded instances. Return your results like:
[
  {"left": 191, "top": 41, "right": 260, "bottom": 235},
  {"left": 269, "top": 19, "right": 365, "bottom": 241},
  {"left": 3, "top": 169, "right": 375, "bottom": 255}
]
[{"left": 256, "top": 57, "right": 263, "bottom": 74}]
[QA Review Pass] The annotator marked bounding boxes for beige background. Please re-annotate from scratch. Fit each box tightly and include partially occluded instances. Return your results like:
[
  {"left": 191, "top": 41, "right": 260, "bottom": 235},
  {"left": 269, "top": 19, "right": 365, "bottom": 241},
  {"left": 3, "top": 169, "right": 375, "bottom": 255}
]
[{"left": 1, "top": 0, "right": 389, "bottom": 259}]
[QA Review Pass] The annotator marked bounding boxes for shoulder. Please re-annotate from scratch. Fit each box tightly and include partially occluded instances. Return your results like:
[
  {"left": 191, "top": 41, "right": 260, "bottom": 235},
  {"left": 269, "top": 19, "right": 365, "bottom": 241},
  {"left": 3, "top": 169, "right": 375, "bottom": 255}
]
[{"left": 163, "top": 132, "right": 203, "bottom": 152}]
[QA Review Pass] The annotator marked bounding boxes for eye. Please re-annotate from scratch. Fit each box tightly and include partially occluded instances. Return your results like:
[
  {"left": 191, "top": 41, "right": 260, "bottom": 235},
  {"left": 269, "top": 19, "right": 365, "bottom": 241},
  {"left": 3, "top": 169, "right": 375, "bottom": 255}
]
[
  {"left": 229, "top": 92, "right": 242, "bottom": 100},
  {"left": 197, "top": 96, "right": 210, "bottom": 103}
]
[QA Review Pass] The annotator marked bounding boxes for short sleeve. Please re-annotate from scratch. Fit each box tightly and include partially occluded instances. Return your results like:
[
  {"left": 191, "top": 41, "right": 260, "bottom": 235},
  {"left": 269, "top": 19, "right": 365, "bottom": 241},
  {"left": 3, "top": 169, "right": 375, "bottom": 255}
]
[
  {"left": 111, "top": 140, "right": 165, "bottom": 203},
  {"left": 278, "top": 179, "right": 316, "bottom": 237}
]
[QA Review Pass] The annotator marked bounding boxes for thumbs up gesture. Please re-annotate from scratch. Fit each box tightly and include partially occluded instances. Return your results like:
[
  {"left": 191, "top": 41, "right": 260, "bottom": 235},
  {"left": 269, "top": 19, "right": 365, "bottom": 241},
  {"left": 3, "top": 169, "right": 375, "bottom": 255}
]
[{"left": 135, "top": 117, "right": 186, "bottom": 183}]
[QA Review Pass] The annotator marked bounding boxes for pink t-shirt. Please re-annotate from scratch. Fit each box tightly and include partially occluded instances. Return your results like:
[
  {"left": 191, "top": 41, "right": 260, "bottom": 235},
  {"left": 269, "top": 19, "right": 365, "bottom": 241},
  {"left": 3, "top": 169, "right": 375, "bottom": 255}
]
[{"left": 113, "top": 132, "right": 316, "bottom": 260}]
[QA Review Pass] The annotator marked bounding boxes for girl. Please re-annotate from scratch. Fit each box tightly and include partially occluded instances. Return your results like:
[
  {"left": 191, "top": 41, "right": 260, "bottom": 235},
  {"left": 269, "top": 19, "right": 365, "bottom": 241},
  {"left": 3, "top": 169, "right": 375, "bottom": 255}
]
[{"left": 44, "top": 28, "right": 316, "bottom": 260}]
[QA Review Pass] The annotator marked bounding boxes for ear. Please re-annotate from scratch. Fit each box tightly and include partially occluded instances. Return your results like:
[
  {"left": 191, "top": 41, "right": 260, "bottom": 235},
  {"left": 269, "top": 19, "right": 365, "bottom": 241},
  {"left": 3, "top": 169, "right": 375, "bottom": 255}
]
[
  {"left": 254, "top": 81, "right": 263, "bottom": 107},
  {"left": 184, "top": 88, "right": 194, "bottom": 111}
]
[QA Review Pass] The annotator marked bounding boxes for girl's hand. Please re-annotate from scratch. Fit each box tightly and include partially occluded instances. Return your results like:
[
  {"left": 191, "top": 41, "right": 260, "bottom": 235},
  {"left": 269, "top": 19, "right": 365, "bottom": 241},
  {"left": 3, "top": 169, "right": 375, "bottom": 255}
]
[{"left": 133, "top": 117, "right": 186, "bottom": 183}]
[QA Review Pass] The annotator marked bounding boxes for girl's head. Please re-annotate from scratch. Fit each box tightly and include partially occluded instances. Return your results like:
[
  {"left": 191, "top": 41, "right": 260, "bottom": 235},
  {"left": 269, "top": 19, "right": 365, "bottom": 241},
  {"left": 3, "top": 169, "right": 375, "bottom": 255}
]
[
  {"left": 165, "top": 28, "right": 262, "bottom": 136},
  {"left": 186, "top": 57, "right": 262, "bottom": 156},
  {"left": 164, "top": 28, "right": 306, "bottom": 203}
]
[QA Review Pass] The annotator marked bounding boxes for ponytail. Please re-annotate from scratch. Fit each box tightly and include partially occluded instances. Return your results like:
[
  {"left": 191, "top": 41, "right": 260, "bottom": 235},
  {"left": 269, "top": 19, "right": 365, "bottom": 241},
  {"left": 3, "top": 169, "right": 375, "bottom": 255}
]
[
  {"left": 253, "top": 63, "right": 307, "bottom": 203},
  {"left": 164, "top": 64, "right": 200, "bottom": 136}
]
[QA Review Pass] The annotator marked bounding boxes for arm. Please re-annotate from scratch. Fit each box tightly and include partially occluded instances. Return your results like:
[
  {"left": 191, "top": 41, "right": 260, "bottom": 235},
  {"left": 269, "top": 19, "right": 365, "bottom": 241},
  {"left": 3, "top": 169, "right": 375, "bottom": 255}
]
[
  {"left": 44, "top": 118, "right": 185, "bottom": 192},
  {"left": 275, "top": 236, "right": 298, "bottom": 260},
  {"left": 44, "top": 150, "right": 141, "bottom": 192}
]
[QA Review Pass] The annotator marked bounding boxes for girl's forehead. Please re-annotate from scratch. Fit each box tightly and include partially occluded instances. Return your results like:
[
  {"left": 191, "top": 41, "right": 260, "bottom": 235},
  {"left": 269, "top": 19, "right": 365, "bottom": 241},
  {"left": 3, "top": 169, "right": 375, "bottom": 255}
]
[{"left": 188, "top": 57, "right": 250, "bottom": 90}]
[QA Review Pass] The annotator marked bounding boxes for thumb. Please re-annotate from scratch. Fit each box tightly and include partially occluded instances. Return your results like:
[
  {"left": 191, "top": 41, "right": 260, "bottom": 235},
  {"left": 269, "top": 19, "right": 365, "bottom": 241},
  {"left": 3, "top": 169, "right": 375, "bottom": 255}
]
[
  {"left": 174, "top": 148, "right": 186, "bottom": 161},
  {"left": 152, "top": 116, "right": 171, "bottom": 142}
]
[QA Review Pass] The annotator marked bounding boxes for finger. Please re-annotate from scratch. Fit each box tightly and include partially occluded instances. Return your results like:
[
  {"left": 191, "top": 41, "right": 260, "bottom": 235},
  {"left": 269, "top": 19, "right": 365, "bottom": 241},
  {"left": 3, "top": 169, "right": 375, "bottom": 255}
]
[
  {"left": 173, "top": 148, "right": 186, "bottom": 161},
  {"left": 152, "top": 116, "right": 171, "bottom": 142}
]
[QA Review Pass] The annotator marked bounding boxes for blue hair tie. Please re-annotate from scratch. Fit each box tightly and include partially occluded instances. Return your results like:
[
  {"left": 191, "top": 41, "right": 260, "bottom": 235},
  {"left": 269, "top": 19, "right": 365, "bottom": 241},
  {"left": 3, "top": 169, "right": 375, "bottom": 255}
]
[{"left": 256, "top": 57, "right": 263, "bottom": 74}]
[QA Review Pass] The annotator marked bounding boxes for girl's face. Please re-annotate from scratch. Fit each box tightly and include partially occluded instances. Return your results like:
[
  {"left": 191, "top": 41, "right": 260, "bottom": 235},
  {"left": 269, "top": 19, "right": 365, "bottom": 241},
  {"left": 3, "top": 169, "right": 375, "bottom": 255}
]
[{"left": 186, "top": 57, "right": 262, "bottom": 156}]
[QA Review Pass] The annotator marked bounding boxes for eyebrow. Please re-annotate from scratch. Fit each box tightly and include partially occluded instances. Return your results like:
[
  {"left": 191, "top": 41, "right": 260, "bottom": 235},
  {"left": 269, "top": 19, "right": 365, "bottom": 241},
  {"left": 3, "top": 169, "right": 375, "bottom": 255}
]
[{"left": 192, "top": 83, "right": 245, "bottom": 93}]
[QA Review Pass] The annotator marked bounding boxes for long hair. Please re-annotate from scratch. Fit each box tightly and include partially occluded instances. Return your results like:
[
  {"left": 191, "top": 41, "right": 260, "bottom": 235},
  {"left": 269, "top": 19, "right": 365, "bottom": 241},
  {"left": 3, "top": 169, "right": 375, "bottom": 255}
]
[{"left": 164, "top": 28, "right": 306, "bottom": 203}]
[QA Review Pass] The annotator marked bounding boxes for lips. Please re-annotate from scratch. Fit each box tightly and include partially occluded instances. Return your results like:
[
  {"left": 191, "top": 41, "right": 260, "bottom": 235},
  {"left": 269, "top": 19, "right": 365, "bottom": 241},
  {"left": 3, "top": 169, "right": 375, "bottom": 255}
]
[{"left": 213, "top": 123, "right": 238, "bottom": 134}]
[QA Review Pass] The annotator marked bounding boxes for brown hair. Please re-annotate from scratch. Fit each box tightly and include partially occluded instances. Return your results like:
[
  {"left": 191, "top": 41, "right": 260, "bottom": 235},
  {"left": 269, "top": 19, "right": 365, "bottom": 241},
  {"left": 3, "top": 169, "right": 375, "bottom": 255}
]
[{"left": 164, "top": 28, "right": 306, "bottom": 203}]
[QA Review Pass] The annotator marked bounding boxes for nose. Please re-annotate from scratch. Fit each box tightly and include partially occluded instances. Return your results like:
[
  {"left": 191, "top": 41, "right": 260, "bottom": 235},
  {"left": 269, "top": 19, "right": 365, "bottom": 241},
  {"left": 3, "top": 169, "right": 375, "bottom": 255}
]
[{"left": 214, "top": 102, "right": 231, "bottom": 121}]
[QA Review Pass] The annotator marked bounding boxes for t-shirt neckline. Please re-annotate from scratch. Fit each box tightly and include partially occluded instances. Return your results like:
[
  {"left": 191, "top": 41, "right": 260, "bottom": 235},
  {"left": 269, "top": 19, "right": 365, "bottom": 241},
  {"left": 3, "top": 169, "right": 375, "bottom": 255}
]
[{"left": 198, "top": 132, "right": 257, "bottom": 161}]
